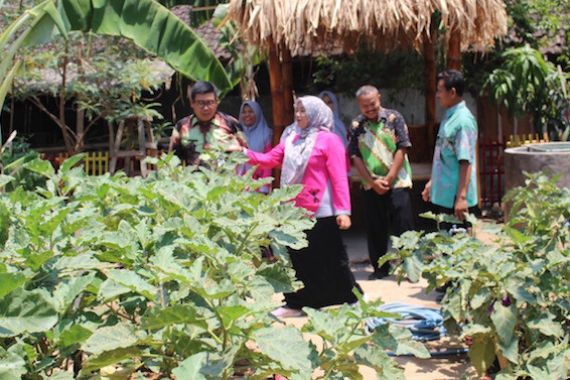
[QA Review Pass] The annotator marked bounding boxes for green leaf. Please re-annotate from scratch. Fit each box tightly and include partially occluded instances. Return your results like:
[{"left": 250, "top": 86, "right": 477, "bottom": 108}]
[
  {"left": 106, "top": 269, "right": 157, "bottom": 300},
  {"left": 0, "top": 175, "right": 14, "bottom": 188},
  {"left": 444, "top": 292, "right": 462, "bottom": 322},
  {"left": 505, "top": 226, "right": 529, "bottom": 244},
  {"left": 142, "top": 305, "right": 207, "bottom": 330},
  {"left": 505, "top": 279, "right": 534, "bottom": 303},
  {"left": 528, "top": 315, "right": 564, "bottom": 338},
  {"left": 468, "top": 334, "right": 496, "bottom": 376},
  {"left": 53, "top": 273, "right": 95, "bottom": 313},
  {"left": 80, "top": 347, "right": 142, "bottom": 375},
  {"left": 56, "top": 253, "right": 110, "bottom": 272},
  {"left": 0, "top": 351, "right": 26, "bottom": 380},
  {"left": 253, "top": 326, "right": 313, "bottom": 374},
  {"left": 0, "top": 62, "right": 20, "bottom": 116},
  {"left": 25, "top": 158, "right": 55, "bottom": 178},
  {"left": 25, "top": 250, "right": 54, "bottom": 271},
  {"left": 395, "top": 339, "right": 430, "bottom": 359},
  {"left": 402, "top": 254, "right": 423, "bottom": 282},
  {"left": 256, "top": 265, "right": 297, "bottom": 293},
  {"left": 97, "top": 279, "right": 130, "bottom": 301},
  {"left": 490, "top": 303, "right": 517, "bottom": 345},
  {"left": 0, "top": 273, "right": 26, "bottom": 298},
  {"left": 172, "top": 352, "right": 209, "bottom": 380},
  {"left": 58, "top": 324, "right": 93, "bottom": 347},
  {"left": 0, "top": 289, "right": 58, "bottom": 337},
  {"left": 60, "top": 154, "right": 86, "bottom": 174},
  {"left": 470, "top": 287, "right": 491, "bottom": 309},
  {"left": 461, "top": 324, "right": 492, "bottom": 337},
  {"left": 81, "top": 323, "right": 138, "bottom": 355},
  {"left": 303, "top": 308, "right": 346, "bottom": 341},
  {"left": 269, "top": 229, "right": 307, "bottom": 250},
  {"left": 527, "top": 341, "right": 557, "bottom": 362},
  {"left": 498, "top": 336, "right": 519, "bottom": 364},
  {"left": 354, "top": 345, "right": 405, "bottom": 380},
  {"left": 526, "top": 365, "right": 551, "bottom": 379},
  {"left": 217, "top": 305, "right": 250, "bottom": 329},
  {"left": 385, "top": 325, "right": 430, "bottom": 359}
]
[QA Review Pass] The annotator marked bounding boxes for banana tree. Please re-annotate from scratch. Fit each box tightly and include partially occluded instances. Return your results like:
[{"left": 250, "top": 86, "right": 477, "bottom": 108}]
[
  {"left": 0, "top": 0, "right": 234, "bottom": 145},
  {"left": 482, "top": 45, "right": 569, "bottom": 140}
]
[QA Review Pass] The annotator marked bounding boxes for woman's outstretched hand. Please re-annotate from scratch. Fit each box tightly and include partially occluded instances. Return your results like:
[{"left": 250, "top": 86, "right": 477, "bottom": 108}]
[{"left": 336, "top": 214, "right": 351, "bottom": 230}]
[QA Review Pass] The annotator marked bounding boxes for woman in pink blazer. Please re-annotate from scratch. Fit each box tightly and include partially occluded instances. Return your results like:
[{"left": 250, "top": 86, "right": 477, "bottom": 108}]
[{"left": 244, "top": 96, "right": 362, "bottom": 318}]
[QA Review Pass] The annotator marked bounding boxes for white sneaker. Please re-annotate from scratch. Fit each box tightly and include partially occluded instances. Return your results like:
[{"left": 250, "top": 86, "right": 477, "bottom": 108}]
[{"left": 271, "top": 306, "right": 304, "bottom": 318}]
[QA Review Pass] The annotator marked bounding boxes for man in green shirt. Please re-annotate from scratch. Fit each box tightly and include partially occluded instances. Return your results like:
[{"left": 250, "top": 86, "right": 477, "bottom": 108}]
[
  {"left": 169, "top": 81, "right": 246, "bottom": 165},
  {"left": 422, "top": 70, "right": 478, "bottom": 227},
  {"left": 349, "top": 85, "right": 414, "bottom": 279}
]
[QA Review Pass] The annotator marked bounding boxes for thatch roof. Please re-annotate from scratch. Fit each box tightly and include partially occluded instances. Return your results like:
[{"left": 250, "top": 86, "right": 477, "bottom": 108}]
[
  {"left": 229, "top": 0, "right": 508, "bottom": 56},
  {"left": 14, "top": 59, "right": 174, "bottom": 96},
  {"left": 171, "top": 5, "right": 232, "bottom": 60}
]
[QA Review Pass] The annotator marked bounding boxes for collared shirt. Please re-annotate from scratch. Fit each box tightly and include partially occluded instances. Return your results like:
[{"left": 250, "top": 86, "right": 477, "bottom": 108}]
[
  {"left": 348, "top": 107, "right": 413, "bottom": 189},
  {"left": 430, "top": 101, "right": 478, "bottom": 208},
  {"left": 170, "top": 112, "right": 245, "bottom": 165}
]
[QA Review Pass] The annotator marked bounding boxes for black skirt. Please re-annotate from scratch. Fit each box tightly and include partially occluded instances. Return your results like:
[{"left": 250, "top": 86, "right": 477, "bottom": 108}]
[{"left": 284, "top": 216, "right": 363, "bottom": 309}]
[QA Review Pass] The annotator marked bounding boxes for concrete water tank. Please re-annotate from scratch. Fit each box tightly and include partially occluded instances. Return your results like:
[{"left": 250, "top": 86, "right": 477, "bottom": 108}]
[{"left": 504, "top": 142, "right": 570, "bottom": 192}]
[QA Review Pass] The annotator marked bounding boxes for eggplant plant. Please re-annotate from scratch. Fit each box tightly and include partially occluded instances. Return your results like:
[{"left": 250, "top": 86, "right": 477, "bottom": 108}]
[
  {"left": 0, "top": 151, "right": 425, "bottom": 379},
  {"left": 386, "top": 173, "right": 570, "bottom": 379}
]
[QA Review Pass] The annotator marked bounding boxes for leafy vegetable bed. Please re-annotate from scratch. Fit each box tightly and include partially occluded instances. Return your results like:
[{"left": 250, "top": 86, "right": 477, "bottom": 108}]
[{"left": 0, "top": 154, "right": 426, "bottom": 379}]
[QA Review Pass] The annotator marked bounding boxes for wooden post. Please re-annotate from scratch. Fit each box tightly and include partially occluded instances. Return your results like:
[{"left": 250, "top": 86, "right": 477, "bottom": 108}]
[
  {"left": 447, "top": 29, "right": 462, "bottom": 70},
  {"left": 268, "top": 43, "right": 286, "bottom": 146},
  {"left": 281, "top": 45, "right": 295, "bottom": 129},
  {"left": 424, "top": 28, "right": 437, "bottom": 157},
  {"left": 268, "top": 43, "right": 295, "bottom": 144},
  {"left": 137, "top": 118, "right": 148, "bottom": 177},
  {"left": 109, "top": 121, "right": 124, "bottom": 174},
  {"left": 268, "top": 43, "right": 295, "bottom": 187}
]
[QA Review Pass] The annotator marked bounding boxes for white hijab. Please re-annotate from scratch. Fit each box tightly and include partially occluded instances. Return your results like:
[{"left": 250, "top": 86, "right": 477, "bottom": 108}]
[{"left": 281, "top": 96, "right": 333, "bottom": 186}]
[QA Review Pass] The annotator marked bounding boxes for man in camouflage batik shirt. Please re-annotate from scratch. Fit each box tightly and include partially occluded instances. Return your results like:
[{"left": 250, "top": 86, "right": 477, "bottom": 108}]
[
  {"left": 169, "top": 81, "right": 246, "bottom": 166},
  {"left": 349, "top": 85, "right": 414, "bottom": 280}
]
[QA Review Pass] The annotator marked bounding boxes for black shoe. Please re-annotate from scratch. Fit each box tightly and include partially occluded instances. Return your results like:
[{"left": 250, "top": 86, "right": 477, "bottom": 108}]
[
  {"left": 368, "top": 271, "right": 388, "bottom": 280},
  {"left": 435, "top": 292, "right": 445, "bottom": 303},
  {"left": 435, "top": 282, "right": 451, "bottom": 293}
]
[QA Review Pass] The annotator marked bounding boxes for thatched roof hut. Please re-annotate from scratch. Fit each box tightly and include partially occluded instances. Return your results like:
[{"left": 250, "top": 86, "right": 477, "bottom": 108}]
[
  {"left": 229, "top": 0, "right": 508, "bottom": 56},
  {"left": 228, "top": 0, "right": 509, "bottom": 147}
]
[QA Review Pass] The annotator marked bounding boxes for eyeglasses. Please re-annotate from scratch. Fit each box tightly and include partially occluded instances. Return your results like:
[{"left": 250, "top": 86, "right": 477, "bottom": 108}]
[{"left": 195, "top": 100, "right": 217, "bottom": 108}]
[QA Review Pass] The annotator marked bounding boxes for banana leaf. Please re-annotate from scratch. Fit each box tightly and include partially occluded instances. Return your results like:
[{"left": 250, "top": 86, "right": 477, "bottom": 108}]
[
  {"left": 1, "top": 0, "right": 232, "bottom": 114},
  {"left": 57, "top": 0, "right": 233, "bottom": 94}
]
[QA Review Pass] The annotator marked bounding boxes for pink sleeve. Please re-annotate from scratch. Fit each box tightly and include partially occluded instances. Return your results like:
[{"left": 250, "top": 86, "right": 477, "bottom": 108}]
[
  {"left": 246, "top": 142, "right": 285, "bottom": 169},
  {"left": 258, "top": 142, "right": 275, "bottom": 178},
  {"left": 263, "top": 142, "right": 273, "bottom": 153},
  {"left": 325, "top": 134, "right": 351, "bottom": 214}
]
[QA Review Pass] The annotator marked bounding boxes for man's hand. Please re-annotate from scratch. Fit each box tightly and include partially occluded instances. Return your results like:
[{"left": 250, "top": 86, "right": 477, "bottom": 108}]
[
  {"left": 336, "top": 215, "right": 351, "bottom": 230},
  {"left": 454, "top": 196, "right": 468, "bottom": 221},
  {"left": 372, "top": 178, "right": 390, "bottom": 195},
  {"left": 422, "top": 180, "right": 431, "bottom": 202}
]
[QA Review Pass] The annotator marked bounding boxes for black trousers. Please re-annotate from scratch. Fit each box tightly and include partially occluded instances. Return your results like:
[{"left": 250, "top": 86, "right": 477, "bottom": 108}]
[
  {"left": 284, "top": 217, "right": 363, "bottom": 309},
  {"left": 362, "top": 188, "right": 414, "bottom": 275}
]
